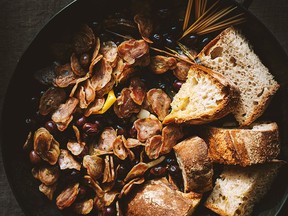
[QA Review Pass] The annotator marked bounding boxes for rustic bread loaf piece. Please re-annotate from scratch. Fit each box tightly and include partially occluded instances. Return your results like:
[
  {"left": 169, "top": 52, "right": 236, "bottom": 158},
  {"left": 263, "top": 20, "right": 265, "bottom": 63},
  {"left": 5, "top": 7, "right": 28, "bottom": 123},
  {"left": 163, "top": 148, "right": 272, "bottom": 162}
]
[
  {"left": 204, "top": 160, "right": 285, "bottom": 216},
  {"left": 125, "top": 178, "right": 202, "bottom": 216},
  {"left": 202, "top": 122, "right": 280, "bottom": 166},
  {"left": 163, "top": 64, "right": 240, "bottom": 125},
  {"left": 173, "top": 136, "right": 213, "bottom": 193},
  {"left": 197, "top": 27, "right": 280, "bottom": 126}
]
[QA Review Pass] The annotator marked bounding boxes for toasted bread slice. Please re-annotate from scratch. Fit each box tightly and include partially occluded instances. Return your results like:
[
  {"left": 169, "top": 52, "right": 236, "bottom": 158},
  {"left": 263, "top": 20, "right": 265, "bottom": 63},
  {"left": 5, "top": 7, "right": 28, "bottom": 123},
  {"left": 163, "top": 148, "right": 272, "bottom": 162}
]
[
  {"left": 125, "top": 178, "right": 202, "bottom": 216},
  {"left": 197, "top": 27, "right": 279, "bottom": 126},
  {"left": 163, "top": 64, "right": 239, "bottom": 125},
  {"left": 173, "top": 136, "right": 213, "bottom": 193},
  {"left": 204, "top": 160, "right": 285, "bottom": 216},
  {"left": 202, "top": 122, "right": 280, "bottom": 166}
]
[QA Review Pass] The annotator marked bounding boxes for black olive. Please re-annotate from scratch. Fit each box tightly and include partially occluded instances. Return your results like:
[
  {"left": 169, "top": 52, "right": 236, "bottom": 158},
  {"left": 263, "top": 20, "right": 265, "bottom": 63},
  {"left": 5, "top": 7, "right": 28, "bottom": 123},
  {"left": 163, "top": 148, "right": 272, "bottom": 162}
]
[
  {"left": 99, "top": 33, "right": 110, "bottom": 42},
  {"left": 90, "top": 21, "right": 102, "bottom": 34},
  {"left": 166, "top": 157, "right": 177, "bottom": 165},
  {"left": 151, "top": 33, "right": 163, "bottom": 46},
  {"left": 79, "top": 53, "right": 90, "bottom": 68},
  {"left": 102, "top": 205, "right": 116, "bottom": 216},
  {"left": 198, "top": 36, "right": 211, "bottom": 49},
  {"left": 157, "top": 80, "right": 166, "bottom": 90},
  {"left": 76, "top": 116, "right": 87, "bottom": 127},
  {"left": 169, "top": 24, "right": 182, "bottom": 38},
  {"left": 150, "top": 165, "right": 167, "bottom": 177},
  {"left": 157, "top": 8, "right": 171, "bottom": 20},
  {"left": 114, "top": 179, "right": 125, "bottom": 191},
  {"left": 45, "top": 121, "right": 57, "bottom": 134},
  {"left": 116, "top": 125, "right": 126, "bottom": 136},
  {"left": 82, "top": 123, "right": 99, "bottom": 136},
  {"left": 81, "top": 133, "right": 89, "bottom": 142},
  {"left": 29, "top": 150, "right": 42, "bottom": 165},
  {"left": 173, "top": 80, "right": 184, "bottom": 91},
  {"left": 168, "top": 164, "right": 182, "bottom": 176},
  {"left": 94, "top": 120, "right": 102, "bottom": 130},
  {"left": 77, "top": 185, "right": 87, "bottom": 201},
  {"left": 163, "top": 33, "right": 176, "bottom": 48},
  {"left": 25, "top": 117, "right": 36, "bottom": 129},
  {"left": 183, "top": 34, "right": 198, "bottom": 46},
  {"left": 117, "top": 164, "right": 128, "bottom": 179},
  {"left": 60, "top": 169, "right": 82, "bottom": 183},
  {"left": 129, "top": 125, "right": 137, "bottom": 138}
]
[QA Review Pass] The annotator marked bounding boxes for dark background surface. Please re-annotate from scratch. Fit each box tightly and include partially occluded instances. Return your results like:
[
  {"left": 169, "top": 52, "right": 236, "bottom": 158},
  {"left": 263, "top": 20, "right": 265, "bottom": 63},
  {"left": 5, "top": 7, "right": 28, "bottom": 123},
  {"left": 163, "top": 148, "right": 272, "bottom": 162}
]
[{"left": 0, "top": 0, "right": 287, "bottom": 215}]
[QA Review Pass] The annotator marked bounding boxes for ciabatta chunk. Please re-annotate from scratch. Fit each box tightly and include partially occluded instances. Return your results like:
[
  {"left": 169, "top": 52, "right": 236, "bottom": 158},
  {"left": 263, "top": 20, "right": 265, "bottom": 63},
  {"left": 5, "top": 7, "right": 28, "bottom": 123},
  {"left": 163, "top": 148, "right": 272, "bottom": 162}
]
[
  {"left": 173, "top": 136, "right": 213, "bottom": 193},
  {"left": 197, "top": 27, "right": 279, "bottom": 126},
  {"left": 163, "top": 64, "right": 239, "bottom": 125},
  {"left": 125, "top": 178, "right": 202, "bottom": 216},
  {"left": 204, "top": 160, "right": 285, "bottom": 216},
  {"left": 202, "top": 122, "right": 280, "bottom": 166}
]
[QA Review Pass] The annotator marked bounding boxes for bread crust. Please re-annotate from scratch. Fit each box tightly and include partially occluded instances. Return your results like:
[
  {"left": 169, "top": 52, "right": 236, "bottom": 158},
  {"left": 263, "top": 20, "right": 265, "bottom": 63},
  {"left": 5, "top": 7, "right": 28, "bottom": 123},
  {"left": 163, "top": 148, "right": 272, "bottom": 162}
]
[
  {"left": 125, "top": 178, "right": 202, "bottom": 216},
  {"left": 197, "top": 27, "right": 280, "bottom": 126},
  {"left": 163, "top": 64, "right": 240, "bottom": 125},
  {"left": 204, "top": 160, "right": 285, "bottom": 216},
  {"left": 201, "top": 122, "right": 280, "bottom": 166},
  {"left": 173, "top": 136, "right": 213, "bottom": 193}
]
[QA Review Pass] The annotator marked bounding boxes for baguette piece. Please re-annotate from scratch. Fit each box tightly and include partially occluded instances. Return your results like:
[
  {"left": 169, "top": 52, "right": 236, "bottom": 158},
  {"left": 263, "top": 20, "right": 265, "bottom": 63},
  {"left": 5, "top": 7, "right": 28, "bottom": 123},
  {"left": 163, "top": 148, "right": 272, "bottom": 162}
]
[
  {"left": 197, "top": 27, "right": 280, "bottom": 126},
  {"left": 125, "top": 178, "right": 202, "bottom": 216},
  {"left": 173, "top": 136, "right": 213, "bottom": 193},
  {"left": 163, "top": 64, "right": 240, "bottom": 125},
  {"left": 204, "top": 160, "right": 285, "bottom": 216},
  {"left": 202, "top": 122, "right": 280, "bottom": 166}
]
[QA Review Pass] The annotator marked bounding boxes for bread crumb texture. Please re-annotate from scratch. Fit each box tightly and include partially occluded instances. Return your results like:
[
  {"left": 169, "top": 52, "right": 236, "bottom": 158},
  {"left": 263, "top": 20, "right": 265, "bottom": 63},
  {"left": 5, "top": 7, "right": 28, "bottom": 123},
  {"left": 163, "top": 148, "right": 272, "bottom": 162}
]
[
  {"left": 171, "top": 68, "right": 223, "bottom": 116},
  {"left": 163, "top": 64, "right": 238, "bottom": 125},
  {"left": 204, "top": 161, "right": 284, "bottom": 216},
  {"left": 198, "top": 27, "right": 279, "bottom": 126}
]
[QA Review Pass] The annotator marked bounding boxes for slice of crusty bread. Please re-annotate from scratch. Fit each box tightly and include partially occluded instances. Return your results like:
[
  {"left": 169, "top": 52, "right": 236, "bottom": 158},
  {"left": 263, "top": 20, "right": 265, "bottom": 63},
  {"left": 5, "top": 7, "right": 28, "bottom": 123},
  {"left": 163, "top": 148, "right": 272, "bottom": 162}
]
[
  {"left": 173, "top": 136, "right": 213, "bottom": 193},
  {"left": 197, "top": 27, "right": 280, "bottom": 126},
  {"left": 201, "top": 122, "right": 280, "bottom": 166},
  {"left": 125, "top": 178, "right": 202, "bottom": 216},
  {"left": 163, "top": 64, "right": 240, "bottom": 125},
  {"left": 204, "top": 160, "right": 285, "bottom": 216}
]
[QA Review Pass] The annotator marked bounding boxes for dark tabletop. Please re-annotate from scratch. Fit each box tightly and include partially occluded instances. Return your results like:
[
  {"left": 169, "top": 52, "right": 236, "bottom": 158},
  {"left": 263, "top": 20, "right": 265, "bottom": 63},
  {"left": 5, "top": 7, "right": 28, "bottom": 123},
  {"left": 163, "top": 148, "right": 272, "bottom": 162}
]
[{"left": 0, "top": 0, "right": 287, "bottom": 215}]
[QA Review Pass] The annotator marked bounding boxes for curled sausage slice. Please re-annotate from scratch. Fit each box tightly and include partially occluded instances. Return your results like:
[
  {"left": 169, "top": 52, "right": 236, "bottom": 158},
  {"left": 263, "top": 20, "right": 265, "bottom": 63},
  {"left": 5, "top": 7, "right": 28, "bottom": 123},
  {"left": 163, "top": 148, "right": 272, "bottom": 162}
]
[
  {"left": 114, "top": 88, "right": 141, "bottom": 119},
  {"left": 56, "top": 183, "right": 79, "bottom": 210},
  {"left": 146, "top": 89, "right": 171, "bottom": 121},
  {"left": 150, "top": 55, "right": 177, "bottom": 74},
  {"left": 160, "top": 124, "right": 184, "bottom": 155},
  {"left": 83, "top": 155, "right": 104, "bottom": 181},
  {"left": 134, "top": 118, "right": 162, "bottom": 142},
  {"left": 51, "top": 97, "right": 79, "bottom": 131},
  {"left": 173, "top": 61, "right": 190, "bottom": 81},
  {"left": 97, "top": 127, "right": 117, "bottom": 152},
  {"left": 39, "top": 87, "right": 66, "bottom": 116},
  {"left": 54, "top": 63, "right": 78, "bottom": 88},
  {"left": 129, "top": 77, "right": 146, "bottom": 105},
  {"left": 58, "top": 149, "right": 81, "bottom": 171},
  {"left": 33, "top": 127, "right": 60, "bottom": 165},
  {"left": 118, "top": 39, "right": 149, "bottom": 65}
]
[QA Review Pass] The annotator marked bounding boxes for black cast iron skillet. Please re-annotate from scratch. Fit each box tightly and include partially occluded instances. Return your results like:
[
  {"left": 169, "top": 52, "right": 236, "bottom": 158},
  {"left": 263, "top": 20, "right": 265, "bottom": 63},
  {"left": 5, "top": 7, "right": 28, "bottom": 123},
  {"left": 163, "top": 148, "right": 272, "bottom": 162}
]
[{"left": 1, "top": 0, "right": 288, "bottom": 215}]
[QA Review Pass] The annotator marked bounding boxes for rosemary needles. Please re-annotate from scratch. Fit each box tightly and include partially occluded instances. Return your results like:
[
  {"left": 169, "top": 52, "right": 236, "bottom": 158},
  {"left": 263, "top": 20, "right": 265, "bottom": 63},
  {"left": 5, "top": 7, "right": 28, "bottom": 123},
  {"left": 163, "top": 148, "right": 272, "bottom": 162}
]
[{"left": 181, "top": 0, "right": 245, "bottom": 38}]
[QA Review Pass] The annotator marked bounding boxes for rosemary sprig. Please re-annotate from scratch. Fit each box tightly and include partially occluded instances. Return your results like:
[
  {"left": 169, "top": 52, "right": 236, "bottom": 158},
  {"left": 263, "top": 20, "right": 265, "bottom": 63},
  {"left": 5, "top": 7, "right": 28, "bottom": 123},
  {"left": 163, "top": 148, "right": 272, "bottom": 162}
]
[
  {"left": 195, "top": 0, "right": 207, "bottom": 19},
  {"left": 180, "top": 0, "right": 245, "bottom": 39},
  {"left": 150, "top": 47, "right": 194, "bottom": 65},
  {"left": 183, "top": 0, "right": 194, "bottom": 31},
  {"left": 105, "top": 29, "right": 133, "bottom": 40},
  {"left": 198, "top": 14, "right": 245, "bottom": 35},
  {"left": 176, "top": 42, "right": 196, "bottom": 61},
  {"left": 195, "top": 6, "right": 238, "bottom": 33},
  {"left": 181, "top": 0, "right": 220, "bottom": 39}
]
